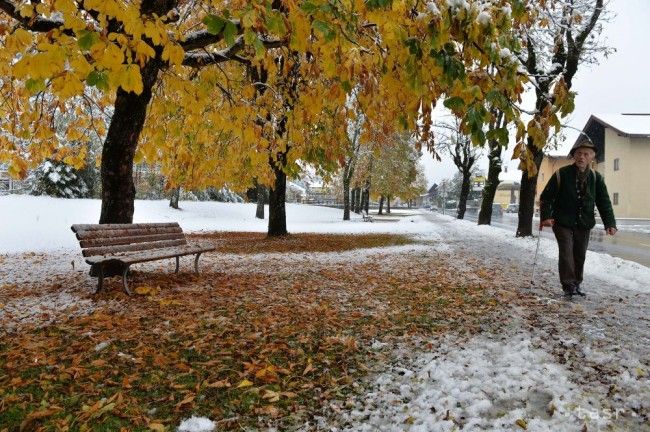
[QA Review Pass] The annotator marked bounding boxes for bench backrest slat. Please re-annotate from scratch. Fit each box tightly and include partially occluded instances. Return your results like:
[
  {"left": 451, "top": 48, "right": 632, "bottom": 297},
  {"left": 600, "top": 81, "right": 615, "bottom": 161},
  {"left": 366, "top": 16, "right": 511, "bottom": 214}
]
[{"left": 71, "top": 223, "right": 189, "bottom": 258}]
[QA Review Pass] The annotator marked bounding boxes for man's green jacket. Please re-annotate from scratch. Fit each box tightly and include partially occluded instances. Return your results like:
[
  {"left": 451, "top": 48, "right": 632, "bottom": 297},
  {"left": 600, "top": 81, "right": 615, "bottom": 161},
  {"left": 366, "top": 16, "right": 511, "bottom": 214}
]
[{"left": 540, "top": 164, "right": 617, "bottom": 230}]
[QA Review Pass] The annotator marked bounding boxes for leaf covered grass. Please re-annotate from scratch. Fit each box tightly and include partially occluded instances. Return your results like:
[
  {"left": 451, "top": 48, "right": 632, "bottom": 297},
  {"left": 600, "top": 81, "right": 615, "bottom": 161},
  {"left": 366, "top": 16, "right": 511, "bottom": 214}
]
[
  {"left": 190, "top": 231, "right": 417, "bottom": 254},
  {"left": 0, "top": 233, "right": 510, "bottom": 431}
]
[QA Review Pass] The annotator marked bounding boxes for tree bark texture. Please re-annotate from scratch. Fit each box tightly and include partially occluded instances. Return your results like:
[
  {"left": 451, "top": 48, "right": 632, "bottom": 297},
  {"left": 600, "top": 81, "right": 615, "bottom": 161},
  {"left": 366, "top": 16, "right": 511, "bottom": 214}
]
[
  {"left": 378, "top": 195, "right": 385, "bottom": 215},
  {"left": 386, "top": 196, "right": 391, "bottom": 214},
  {"left": 361, "top": 188, "right": 369, "bottom": 214},
  {"left": 457, "top": 171, "right": 471, "bottom": 220},
  {"left": 516, "top": 145, "right": 544, "bottom": 236},
  {"left": 99, "top": 60, "right": 162, "bottom": 223},
  {"left": 478, "top": 141, "right": 502, "bottom": 225},
  {"left": 268, "top": 154, "right": 288, "bottom": 236},
  {"left": 169, "top": 186, "right": 180, "bottom": 209},
  {"left": 353, "top": 187, "right": 361, "bottom": 214},
  {"left": 256, "top": 183, "right": 266, "bottom": 219},
  {"left": 342, "top": 169, "right": 352, "bottom": 221}
]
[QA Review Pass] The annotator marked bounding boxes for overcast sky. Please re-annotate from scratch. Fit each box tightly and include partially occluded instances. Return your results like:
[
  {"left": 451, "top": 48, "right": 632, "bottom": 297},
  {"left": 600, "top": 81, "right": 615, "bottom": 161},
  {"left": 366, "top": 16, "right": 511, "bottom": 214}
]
[{"left": 421, "top": 0, "right": 650, "bottom": 186}]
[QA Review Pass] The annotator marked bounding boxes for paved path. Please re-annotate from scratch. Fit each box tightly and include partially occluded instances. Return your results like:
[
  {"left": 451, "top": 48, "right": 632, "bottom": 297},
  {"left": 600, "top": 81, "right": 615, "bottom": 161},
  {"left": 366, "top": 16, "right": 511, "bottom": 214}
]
[{"left": 420, "top": 211, "right": 650, "bottom": 428}]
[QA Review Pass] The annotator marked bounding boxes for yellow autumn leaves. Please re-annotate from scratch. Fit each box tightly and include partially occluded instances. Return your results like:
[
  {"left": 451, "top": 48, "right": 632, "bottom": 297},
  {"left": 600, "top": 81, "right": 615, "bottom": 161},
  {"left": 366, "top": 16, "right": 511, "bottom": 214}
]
[
  {"left": 7, "top": 0, "right": 187, "bottom": 98},
  {"left": 0, "top": 0, "right": 578, "bottom": 192}
]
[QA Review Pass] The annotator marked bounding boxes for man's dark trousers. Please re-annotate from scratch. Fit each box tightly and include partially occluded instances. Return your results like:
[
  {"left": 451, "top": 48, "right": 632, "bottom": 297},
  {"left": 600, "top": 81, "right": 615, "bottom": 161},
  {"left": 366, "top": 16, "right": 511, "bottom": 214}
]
[{"left": 552, "top": 224, "right": 591, "bottom": 287}]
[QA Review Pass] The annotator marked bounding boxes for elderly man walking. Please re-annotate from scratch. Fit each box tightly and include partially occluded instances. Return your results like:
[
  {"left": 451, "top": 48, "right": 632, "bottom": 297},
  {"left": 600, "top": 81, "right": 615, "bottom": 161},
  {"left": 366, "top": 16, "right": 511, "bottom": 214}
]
[{"left": 539, "top": 141, "right": 617, "bottom": 297}]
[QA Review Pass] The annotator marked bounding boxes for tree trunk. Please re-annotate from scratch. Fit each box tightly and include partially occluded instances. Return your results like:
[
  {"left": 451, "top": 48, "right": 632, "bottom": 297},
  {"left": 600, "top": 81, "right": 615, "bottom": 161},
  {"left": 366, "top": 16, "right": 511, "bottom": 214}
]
[
  {"left": 99, "top": 60, "right": 162, "bottom": 223},
  {"left": 386, "top": 196, "right": 391, "bottom": 214},
  {"left": 343, "top": 175, "right": 351, "bottom": 221},
  {"left": 353, "top": 187, "right": 361, "bottom": 214},
  {"left": 457, "top": 171, "right": 471, "bottom": 219},
  {"left": 478, "top": 141, "right": 502, "bottom": 225},
  {"left": 256, "top": 182, "right": 266, "bottom": 219},
  {"left": 363, "top": 177, "right": 371, "bottom": 213},
  {"left": 378, "top": 195, "right": 384, "bottom": 215},
  {"left": 169, "top": 186, "right": 180, "bottom": 209},
  {"left": 516, "top": 145, "right": 544, "bottom": 236},
  {"left": 268, "top": 156, "right": 288, "bottom": 237},
  {"left": 361, "top": 188, "right": 369, "bottom": 214},
  {"left": 516, "top": 81, "right": 549, "bottom": 237}
]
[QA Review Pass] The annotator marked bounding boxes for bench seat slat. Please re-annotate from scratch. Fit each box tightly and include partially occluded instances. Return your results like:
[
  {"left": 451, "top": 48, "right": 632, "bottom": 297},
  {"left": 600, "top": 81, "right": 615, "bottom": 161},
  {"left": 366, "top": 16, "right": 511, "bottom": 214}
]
[
  {"left": 83, "top": 239, "right": 188, "bottom": 257},
  {"left": 85, "top": 243, "right": 216, "bottom": 265},
  {"left": 79, "top": 232, "right": 186, "bottom": 248}
]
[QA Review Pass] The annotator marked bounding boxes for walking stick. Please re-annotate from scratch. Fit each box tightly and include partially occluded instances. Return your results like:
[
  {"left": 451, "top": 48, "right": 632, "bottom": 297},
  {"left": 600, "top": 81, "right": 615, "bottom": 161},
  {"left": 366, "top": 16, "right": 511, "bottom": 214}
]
[{"left": 530, "top": 226, "right": 542, "bottom": 286}]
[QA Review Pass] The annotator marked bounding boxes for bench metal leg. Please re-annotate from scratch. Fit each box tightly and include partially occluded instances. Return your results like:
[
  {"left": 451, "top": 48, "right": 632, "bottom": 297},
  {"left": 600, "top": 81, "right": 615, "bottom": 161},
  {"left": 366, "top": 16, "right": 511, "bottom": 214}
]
[
  {"left": 175, "top": 256, "right": 180, "bottom": 274},
  {"left": 122, "top": 265, "right": 132, "bottom": 296},
  {"left": 194, "top": 253, "right": 202, "bottom": 274},
  {"left": 96, "top": 265, "right": 104, "bottom": 294}
]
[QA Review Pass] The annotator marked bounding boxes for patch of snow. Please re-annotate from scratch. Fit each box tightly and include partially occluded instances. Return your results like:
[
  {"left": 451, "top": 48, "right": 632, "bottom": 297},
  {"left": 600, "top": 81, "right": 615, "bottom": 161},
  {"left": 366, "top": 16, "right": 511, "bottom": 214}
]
[
  {"left": 47, "top": 171, "right": 61, "bottom": 183},
  {"left": 477, "top": 11, "right": 491, "bottom": 25},
  {"left": 94, "top": 341, "right": 111, "bottom": 352},
  {"left": 331, "top": 332, "right": 609, "bottom": 431},
  {"left": 426, "top": 1, "right": 440, "bottom": 15},
  {"left": 177, "top": 416, "right": 216, "bottom": 432},
  {"left": 499, "top": 47, "right": 513, "bottom": 59},
  {"left": 446, "top": 0, "right": 469, "bottom": 10}
]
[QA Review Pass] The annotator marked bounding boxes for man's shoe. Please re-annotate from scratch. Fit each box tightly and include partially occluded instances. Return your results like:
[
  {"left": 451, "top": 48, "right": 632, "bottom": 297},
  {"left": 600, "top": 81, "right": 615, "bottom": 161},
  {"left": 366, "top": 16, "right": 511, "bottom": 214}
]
[
  {"left": 573, "top": 283, "right": 586, "bottom": 297},
  {"left": 562, "top": 284, "right": 575, "bottom": 297}
]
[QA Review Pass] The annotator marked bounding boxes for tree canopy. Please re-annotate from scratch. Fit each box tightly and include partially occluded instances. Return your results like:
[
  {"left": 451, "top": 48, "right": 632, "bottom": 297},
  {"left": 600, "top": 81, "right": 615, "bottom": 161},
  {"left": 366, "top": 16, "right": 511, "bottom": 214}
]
[{"left": 0, "top": 0, "right": 582, "bottom": 224}]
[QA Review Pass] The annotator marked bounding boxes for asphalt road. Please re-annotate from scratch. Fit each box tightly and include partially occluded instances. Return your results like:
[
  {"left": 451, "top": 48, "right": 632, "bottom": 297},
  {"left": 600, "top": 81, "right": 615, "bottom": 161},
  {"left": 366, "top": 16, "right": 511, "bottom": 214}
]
[{"left": 450, "top": 210, "right": 650, "bottom": 268}]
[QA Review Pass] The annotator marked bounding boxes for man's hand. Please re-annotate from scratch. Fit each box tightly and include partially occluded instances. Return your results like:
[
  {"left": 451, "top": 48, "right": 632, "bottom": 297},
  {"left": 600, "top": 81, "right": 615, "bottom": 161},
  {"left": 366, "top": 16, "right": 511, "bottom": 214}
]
[
  {"left": 540, "top": 219, "right": 555, "bottom": 230},
  {"left": 606, "top": 227, "right": 617, "bottom": 235}
]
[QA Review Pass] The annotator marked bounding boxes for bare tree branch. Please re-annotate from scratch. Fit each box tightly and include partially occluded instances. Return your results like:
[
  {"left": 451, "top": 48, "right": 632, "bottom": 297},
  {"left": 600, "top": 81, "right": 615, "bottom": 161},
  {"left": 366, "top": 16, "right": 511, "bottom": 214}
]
[
  {"left": 182, "top": 35, "right": 286, "bottom": 68},
  {"left": 180, "top": 19, "right": 242, "bottom": 51}
]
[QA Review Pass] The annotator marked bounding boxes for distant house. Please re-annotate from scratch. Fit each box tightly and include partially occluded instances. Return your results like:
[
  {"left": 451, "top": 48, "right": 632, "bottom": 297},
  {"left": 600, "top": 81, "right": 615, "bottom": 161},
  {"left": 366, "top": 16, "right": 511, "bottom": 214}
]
[
  {"left": 305, "top": 180, "right": 339, "bottom": 205},
  {"left": 286, "top": 181, "right": 306, "bottom": 203},
  {"left": 494, "top": 180, "right": 520, "bottom": 209},
  {"left": 417, "top": 184, "right": 438, "bottom": 207},
  {"left": 538, "top": 113, "right": 650, "bottom": 219},
  {"left": 472, "top": 176, "right": 486, "bottom": 192}
]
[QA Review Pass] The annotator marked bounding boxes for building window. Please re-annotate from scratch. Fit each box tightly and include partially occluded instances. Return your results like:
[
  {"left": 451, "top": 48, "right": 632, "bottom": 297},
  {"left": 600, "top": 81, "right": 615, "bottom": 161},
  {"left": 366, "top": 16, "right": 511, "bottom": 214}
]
[
  {"left": 613, "top": 193, "right": 619, "bottom": 205},
  {"left": 614, "top": 158, "right": 620, "bottom": 171}
]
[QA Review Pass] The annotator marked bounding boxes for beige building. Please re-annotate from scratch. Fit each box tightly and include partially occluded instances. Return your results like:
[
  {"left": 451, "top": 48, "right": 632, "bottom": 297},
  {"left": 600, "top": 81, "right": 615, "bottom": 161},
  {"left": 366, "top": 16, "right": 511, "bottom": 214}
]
[
  {"left": 537, "top": 113, "right": 650, "bottom": 219},
  {"left": 494, "top": 180, "right": 520, "bottom": 209},
  {"left": 535, "top": 155, "right": 573, "bottom": 209}
]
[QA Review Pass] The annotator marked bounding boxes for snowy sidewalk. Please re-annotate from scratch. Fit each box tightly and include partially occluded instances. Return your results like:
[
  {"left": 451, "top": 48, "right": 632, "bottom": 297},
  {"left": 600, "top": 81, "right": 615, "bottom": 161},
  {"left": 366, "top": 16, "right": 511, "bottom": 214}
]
[{"left": 319, "top": 212, "right": 650, "bottom": 431}]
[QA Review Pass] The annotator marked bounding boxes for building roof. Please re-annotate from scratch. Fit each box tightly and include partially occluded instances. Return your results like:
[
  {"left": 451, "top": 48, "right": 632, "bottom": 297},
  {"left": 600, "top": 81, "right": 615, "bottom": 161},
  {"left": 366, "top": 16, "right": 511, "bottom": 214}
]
[
  {"left": 589, "top": 113, "right": 650, "bottom": 137},
  {"left": 571, "top": 113, "right": 650, "bottom": 162},
  {"left": 496, "top": 180, "right": 520, "bottom": 191},
  {"left": 287, "top": 181, "right": 306, "bottom": 195}
]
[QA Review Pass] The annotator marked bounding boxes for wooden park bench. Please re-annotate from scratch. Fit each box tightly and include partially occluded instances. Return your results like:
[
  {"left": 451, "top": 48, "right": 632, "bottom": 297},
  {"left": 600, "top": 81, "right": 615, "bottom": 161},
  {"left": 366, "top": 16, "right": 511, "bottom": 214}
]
[
  {"left": 71, "top": 223, "right": 215, "bottom": 295},
  {"left": 361, "top": 210, "right": 374, "bottom": 222}
]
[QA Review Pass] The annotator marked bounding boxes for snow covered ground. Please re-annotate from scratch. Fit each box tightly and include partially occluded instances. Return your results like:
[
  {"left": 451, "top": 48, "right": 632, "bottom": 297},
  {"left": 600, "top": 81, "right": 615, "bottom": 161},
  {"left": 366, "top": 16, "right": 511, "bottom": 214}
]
[
  {"left": 1, "top": 196, "right": 649, "bottom": 431},
  {"left": 0, "top": 195, "right": 429, "bottom": 253}
]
